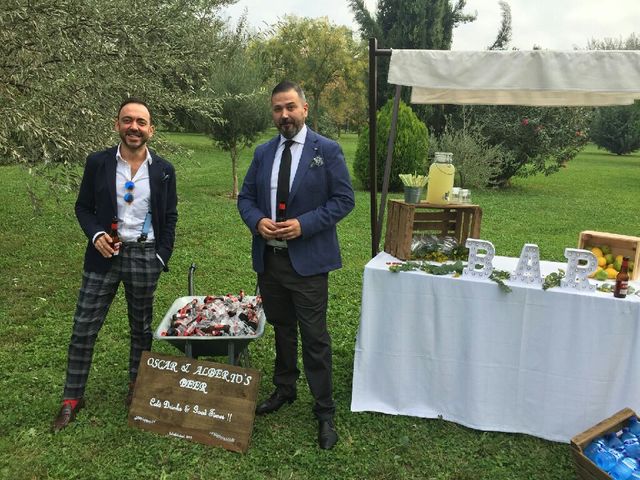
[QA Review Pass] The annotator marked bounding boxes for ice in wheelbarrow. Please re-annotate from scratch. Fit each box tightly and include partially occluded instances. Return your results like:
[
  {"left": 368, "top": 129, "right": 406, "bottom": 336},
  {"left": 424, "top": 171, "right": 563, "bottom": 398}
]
[{"left": 159, "top": 291, "right": 262, "bottom": 337}]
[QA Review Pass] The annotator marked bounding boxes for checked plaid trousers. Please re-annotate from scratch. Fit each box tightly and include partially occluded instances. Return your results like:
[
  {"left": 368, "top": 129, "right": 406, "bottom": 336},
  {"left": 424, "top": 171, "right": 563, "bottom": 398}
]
[{"left": 63, "top": 243, "right": 163, "bottom": 400}]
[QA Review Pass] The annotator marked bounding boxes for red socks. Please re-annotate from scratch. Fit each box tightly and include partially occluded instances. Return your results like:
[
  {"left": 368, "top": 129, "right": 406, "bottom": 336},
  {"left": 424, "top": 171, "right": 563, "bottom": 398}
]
[{"left": 62, "top": 399, "right": 80, "bottom": 409}]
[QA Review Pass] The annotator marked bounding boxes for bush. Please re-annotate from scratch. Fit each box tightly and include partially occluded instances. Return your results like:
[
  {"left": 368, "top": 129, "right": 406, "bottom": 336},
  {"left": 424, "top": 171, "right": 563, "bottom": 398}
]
[
  {"left": 459, "top": 105, "right": 591, "bottom": 187},
  {"left": 590, "top": 105, "right": 640, "bottom": 155},
  {"left": 354, "top": 99, "right": 429, "bottom": 191},
  {"left": 428, "top": 126, "right": 508, "bottom": 188}
]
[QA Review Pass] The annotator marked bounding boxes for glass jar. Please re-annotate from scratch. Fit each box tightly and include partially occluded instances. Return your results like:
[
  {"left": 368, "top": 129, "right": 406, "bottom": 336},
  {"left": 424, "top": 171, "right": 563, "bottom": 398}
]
[
  {"left": 460, "top": 189, "right": 471, "bottom": 204},
  {"left": 451, "top": 187, "right": 461, "bottom": 203},
  {"left": 425, "top": 152, "right": 455, "bottom": 205}
]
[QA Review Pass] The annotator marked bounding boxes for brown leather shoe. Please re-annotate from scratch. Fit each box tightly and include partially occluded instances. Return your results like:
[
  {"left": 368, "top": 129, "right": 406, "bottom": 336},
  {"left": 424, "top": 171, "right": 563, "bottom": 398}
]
[
  {"left": 51, "top": 399, "right": 85, "bottom": 433},
  {"left": 125, "top": 381, "right": 136, "bottom": 407}
]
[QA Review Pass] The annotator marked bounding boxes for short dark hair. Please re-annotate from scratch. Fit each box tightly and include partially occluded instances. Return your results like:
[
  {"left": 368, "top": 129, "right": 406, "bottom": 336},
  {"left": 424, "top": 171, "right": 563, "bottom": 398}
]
[
  {"left": 271, "top": 81, "right": 306, "bottom": 102},
  {"left": 118, "top": 97, "right": 153, "bottom": 124}
]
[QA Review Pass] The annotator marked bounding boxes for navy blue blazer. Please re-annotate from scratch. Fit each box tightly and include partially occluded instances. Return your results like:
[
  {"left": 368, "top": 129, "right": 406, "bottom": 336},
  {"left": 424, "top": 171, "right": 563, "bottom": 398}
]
[
  {"left": 238, "top": 128, "right": 355, "bottom": 276},
  {"left": 75, "top": 146, "right": 178, "bottom": 273}
]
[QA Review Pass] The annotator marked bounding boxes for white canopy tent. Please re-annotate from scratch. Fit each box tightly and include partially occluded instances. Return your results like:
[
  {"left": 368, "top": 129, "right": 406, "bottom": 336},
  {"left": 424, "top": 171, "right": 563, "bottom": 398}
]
[
  {"left": 368, "top": 42, "right": 640, "bottom": 255},
  {"left": 390, "top": 49, "right": 640, "bottom": 106}
]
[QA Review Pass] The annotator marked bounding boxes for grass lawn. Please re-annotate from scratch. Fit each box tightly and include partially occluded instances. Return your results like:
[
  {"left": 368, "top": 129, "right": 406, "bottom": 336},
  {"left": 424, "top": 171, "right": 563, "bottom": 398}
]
[{"left": 0, "top": 131, "right": 639, "bottom": 479}]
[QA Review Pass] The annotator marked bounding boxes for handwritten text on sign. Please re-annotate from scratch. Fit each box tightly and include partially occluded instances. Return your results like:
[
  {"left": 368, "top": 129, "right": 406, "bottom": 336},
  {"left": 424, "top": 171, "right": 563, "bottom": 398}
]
[{"left": 128, "top": 351, "right": 261, "bottom": 453}]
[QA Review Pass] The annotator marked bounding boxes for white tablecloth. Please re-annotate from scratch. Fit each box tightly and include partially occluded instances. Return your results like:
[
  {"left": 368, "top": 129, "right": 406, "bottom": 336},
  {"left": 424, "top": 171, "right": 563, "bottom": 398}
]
[{"left": 351, "top": 252, "right": 640, "bottom": 442}]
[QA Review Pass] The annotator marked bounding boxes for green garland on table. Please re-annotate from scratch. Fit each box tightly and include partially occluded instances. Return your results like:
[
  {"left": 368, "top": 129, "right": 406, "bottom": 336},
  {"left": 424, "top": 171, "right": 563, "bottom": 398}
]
[
  {"left": 387, "top": 260, "right": 464, "bottom": 275},
  {"left": 542, "top": 269, "right": 565, "bottom": 290},
  {"left": 388, "top": 262, "right": 512, "bottom": 292},
  {"left": 388, "top": 263, "right": 636, "bottom": 296},
  {"left": 489, "top": 270, "right": 512, "bottom": 293},
  {"left": 596, "top": 283, "right": 637, "bottom": 295}
]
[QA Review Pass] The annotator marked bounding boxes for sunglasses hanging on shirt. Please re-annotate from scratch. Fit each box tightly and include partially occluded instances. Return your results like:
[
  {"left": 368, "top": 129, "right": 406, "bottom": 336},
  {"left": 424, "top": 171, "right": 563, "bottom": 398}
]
[{"left": 124, "top": 180, "right": 135, "bottom": 203}]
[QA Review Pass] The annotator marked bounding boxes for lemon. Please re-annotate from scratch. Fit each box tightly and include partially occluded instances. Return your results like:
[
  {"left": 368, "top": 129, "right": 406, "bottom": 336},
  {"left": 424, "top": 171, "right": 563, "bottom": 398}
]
[
  {"left": 597, "top": 256, "right": 607, "bottom": 268},
  {"left": 591, "top": 247, "right": 604, "bottom": 257},
  {"left": 614, "top": 258, "right": 623, "bottom": 271},
  {"left": 595, "top": 269, "right": 609, "bottom": 281},
  {"left": 630, "top": 260, "right": 635, "bottom": 272},
  {"left": 590, "top": 266, "right": 603, "bottom": 278},
  {"left": 605, "top": 267, "right": 618, "bottom": 279}
]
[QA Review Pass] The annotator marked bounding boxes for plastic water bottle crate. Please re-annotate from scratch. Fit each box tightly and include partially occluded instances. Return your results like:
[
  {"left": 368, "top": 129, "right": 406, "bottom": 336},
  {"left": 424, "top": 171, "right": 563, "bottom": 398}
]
[
  {"left": 571, "top": 408, "right": 638, "bottom": 480},
  {"left": 383, "top": 199, "right": 482, "bottom": 260}
]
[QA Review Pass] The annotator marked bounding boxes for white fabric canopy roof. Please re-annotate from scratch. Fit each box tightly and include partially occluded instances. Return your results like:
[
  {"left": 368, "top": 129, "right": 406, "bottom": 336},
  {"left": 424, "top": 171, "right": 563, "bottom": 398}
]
[{"left": 388, "top": 49, "right": 640, "bottom": 106}]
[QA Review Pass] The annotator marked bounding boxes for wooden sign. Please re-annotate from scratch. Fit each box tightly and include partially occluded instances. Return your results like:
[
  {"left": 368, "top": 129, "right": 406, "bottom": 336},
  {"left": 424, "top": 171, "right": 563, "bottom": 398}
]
[{"left": 128, "top": 351, "right": 261, "bottom": 453}]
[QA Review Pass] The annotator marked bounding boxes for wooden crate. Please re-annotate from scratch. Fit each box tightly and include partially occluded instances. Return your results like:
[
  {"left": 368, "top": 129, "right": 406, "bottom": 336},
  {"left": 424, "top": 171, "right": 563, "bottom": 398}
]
[
  {"left": 578, "top": 230, "right": 640, "bottom": 280},
  {"left": 570, "top": 408, "right": 637, "bottom": 480},
  {"left": 384, "top": 200, "right": 482, "bottom": 260}
]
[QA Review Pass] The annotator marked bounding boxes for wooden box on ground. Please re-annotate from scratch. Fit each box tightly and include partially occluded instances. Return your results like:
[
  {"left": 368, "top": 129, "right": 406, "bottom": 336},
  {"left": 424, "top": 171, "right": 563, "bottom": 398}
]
[
  {"left": 384, "top": 200, "right": 482, "bottom": 260},
  {"left": 570, "top": 408, "right": 637, "bottom": 480},
  {"left": 578, "top": 230, "right": 640, "bottom": 280}
]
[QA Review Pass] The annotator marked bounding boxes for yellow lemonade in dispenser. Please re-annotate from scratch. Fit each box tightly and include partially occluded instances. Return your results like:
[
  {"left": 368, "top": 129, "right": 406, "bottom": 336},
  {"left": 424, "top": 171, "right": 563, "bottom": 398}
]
[{"left": 426, "top": 152, "right": 455, "bottom": 204}]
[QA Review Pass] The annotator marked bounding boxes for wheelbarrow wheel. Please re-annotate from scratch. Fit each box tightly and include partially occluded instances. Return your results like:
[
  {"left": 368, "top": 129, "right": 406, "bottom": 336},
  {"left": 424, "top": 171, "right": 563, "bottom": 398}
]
[{"left": 235, "top": 348, "right": 250, "bottom": 368}]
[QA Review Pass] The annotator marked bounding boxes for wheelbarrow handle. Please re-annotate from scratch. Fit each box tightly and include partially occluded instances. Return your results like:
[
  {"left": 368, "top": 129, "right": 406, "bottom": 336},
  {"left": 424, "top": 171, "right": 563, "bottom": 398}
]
[{"left": 188, "top": 263, "right": 197, "bottom": 296}]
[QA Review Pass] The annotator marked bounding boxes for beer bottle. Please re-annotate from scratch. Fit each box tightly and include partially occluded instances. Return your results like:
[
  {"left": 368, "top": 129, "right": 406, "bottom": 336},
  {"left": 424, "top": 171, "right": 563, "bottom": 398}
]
[
  {"left": 276, "top": 202, "right": 286, "bottom": 241},
  {"left": 614, "top": 257, "right": 630, "bottom": 298},
  {"left": 109, "top": 217, "right": 121, "bottom": 256},
  {"left": 276, "top": 202, "right": 286, "bottom": 222}
]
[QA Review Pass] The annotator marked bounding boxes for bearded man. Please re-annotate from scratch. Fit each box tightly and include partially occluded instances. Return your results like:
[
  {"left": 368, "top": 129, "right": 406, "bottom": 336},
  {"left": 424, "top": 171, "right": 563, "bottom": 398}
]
[
  {"left": 52, "top": 98, "right": 178, "bottom": 432},
  {"left": 238, "top": 81, "right": 354, "bottom": 449}
]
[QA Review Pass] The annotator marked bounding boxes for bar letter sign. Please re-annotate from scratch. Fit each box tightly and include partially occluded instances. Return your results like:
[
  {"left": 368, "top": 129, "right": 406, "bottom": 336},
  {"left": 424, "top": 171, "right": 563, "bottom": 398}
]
[{"left": 128, "top": 351, "right": 261, "bottom": 453}]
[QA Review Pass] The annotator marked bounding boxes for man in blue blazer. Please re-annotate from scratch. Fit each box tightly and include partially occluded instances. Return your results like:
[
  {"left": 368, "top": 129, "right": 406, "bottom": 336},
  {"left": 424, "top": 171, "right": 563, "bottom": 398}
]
[
  {"left": 238, "top": 81, "right": 354, "bottom": 450},
  {"left": 52, "top": 98, "right": 178, "bottom": 432}
]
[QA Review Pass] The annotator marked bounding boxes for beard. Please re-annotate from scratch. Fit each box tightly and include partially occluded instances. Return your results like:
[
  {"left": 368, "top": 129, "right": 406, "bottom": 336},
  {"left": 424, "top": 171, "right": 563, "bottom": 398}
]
[
  {"left": 276, "top": 118, "right": 303, "bottom": 139},
  {"left": 120, "top": 129, "right": 148, "bottom": 149}
]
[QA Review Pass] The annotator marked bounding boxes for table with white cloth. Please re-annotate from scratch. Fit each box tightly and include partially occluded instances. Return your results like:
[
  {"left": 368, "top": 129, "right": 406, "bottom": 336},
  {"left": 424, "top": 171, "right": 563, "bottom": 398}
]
[{"left": 351, "top": 252, "right": 640, "bottom": 442}]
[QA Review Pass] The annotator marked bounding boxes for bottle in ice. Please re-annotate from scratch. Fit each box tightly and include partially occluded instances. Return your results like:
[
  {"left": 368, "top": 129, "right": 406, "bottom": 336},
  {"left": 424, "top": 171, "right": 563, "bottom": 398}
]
[
  {"left": 621, "top": 427, "right": 640, "bottom": 457},
  {"left": 610, "top": 457, "right": 639, "bottom": 480},
  {"left": 109, "top": 217, "right": 121, "bottom": 256}
]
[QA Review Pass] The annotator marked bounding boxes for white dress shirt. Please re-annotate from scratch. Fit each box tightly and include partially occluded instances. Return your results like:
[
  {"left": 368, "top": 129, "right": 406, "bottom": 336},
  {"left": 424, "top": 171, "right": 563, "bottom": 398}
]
[
  {"left": 269, "top": 124, "right": 307, "bottom": 221},
  {"left": 115, "top": 145, "right": 155, "bottom": 243},
  {"left": 267, "top": 125, "right": 306, "bottom": 248}
]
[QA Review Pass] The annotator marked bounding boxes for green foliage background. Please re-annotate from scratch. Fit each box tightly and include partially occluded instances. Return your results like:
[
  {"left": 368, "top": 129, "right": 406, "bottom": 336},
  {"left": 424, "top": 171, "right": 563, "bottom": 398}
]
[
  {"left": 590, "top": 104, "right": 640, "bottom": 155},
  {"left": 354, "top": 99, "right": 429, "bottom": 191},
  {"left": 1, "top": 132, "right": 640, "bottom": 479}
]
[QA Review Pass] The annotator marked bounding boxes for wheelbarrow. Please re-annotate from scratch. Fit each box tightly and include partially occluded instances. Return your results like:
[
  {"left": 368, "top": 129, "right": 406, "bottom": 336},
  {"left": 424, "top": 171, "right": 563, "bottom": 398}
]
[{"left": 153, "top": 264, "right": 265, "bottom": 367}]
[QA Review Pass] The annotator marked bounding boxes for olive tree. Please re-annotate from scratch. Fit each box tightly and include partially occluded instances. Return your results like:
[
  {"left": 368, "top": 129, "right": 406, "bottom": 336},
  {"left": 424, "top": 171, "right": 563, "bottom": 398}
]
[{"left": 1, "top": 0, "right": 233, "bottom": 173}]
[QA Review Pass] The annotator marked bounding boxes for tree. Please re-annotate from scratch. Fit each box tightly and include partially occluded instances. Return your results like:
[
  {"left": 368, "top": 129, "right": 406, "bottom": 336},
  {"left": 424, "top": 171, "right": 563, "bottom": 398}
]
[
  {"left": 463, "top": 105, "right": 591, "bottom": 186},
  {"left": 587, "top": 33, "right": 640, "bottom": 156},
  {"left": 256, "top": 16, "right": 366, "bottom": 135},
  {"left": 587, "top": 33, "right": 640, "bottom": 50},
  {"left": 201, "top": 47, "right": 271, "bottom": 198},
  {"left": 590, "top": 105, "right": 640, "bottom": 155},
  {"left": 0, "top": 0, "right": 233, "bottom": 175},
  {"left": 353, "top": 99, "right": 429, "bottom": 191},
  {"left": 487, "top": 1, "right": 512, "bottom": 50},
  {"left": 349, "top": 0, "right": 476, "bottom": 109}
]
